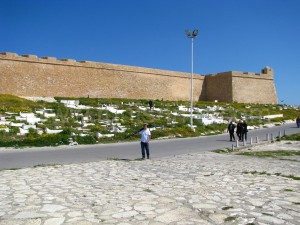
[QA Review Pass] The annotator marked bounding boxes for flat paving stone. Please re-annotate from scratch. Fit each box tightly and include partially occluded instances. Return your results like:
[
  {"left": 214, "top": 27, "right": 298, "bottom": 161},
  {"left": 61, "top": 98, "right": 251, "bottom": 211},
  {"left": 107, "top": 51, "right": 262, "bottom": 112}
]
[{"left": 0, "top": 142, "right": 299, "bottom": 224}]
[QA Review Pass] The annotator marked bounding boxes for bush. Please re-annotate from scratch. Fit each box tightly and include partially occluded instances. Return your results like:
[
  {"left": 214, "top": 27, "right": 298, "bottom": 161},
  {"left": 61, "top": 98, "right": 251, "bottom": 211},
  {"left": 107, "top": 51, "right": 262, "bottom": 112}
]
[
  {"left": 0, "top": 133, "right": 70, "bottom": 147},
  {"left": 75, "top": 135, "right": 97, "bottom": 144}
]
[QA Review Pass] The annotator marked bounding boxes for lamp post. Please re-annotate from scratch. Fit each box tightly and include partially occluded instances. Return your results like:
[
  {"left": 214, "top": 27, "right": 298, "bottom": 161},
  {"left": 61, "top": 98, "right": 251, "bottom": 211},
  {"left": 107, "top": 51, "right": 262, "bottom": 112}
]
[{"left": 185, "top": 29, "right": 198, "bottom": 130}]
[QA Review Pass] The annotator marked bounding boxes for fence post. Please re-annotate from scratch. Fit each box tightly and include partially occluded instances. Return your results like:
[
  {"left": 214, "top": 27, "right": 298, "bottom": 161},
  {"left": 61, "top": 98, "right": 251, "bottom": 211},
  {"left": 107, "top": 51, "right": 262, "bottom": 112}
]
[
  {"left": 256, "top": 137, "right": 259, "bottom": 143},
  {"left": 266, "top": 133, "right": 269, "bottom": 141},
  {"left": 250, "top": 137, "right": 253, "bottom": 145},
  {"left": 236, "top": 140, "right": 239, "bottom": 148}
]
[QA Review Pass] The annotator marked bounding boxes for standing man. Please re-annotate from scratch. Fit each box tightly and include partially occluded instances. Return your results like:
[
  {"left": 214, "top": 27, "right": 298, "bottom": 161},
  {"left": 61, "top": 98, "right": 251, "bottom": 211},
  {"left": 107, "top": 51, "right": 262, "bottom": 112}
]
[
  {"left": 227, "top": 121, "right": 236, "bottom": 142},
  {"left": 136, "top": 123, "right": 151, "bottom": 159},
  {"left": 241, "top": 120, "right": 248, "bottom": 141},
  {"left": 236, "top": 120, "right": 243, "bottom": 141}
]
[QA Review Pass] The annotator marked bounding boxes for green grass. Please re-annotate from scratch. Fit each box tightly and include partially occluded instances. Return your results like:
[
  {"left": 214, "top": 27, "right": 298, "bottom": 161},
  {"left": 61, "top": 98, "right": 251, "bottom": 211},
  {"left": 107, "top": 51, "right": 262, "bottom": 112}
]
[
  {"left": 280, "top": 133, "right": 300, "bottom": 141},
  {"left": 0, "top": 94, "right": 54, "bottom": 113},
  {"left": 282, "top": 175, "right": 300, "bottom": 180},
  {"left": 242, "top": 171, "right": 300, "bottom": 180},
  {"left": 237, "top": 150, "right": 300, "bottom": 158},
  {"left": 224, "top": 216, "right": 236, "bottom": 222},
  {"left": 222, "top": 206, "right": 233, "bottom": 210}
]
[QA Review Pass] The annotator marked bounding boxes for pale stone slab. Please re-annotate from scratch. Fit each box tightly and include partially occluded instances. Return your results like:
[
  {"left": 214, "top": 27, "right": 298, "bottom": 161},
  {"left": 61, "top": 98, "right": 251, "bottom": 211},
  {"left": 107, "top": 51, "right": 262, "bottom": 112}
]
[
  {"left": 44, "top": 218, "right": 65, "bottom": 225},
  {"left": 155, "top": 207, "right": 194, "bottom": 223},
  {"left": 14, "top": 212, "right": 46, "bottom": 219},
  {"left": 260, "top": 215, "right": 285, "bottom": 224},
  {"left": 24, "top": 219, "right": 42, "bottom": 225},
  {"left": 209, "top": 213, "right": 228, "bottom": 225},
  {"left": 134, "top": 204, "right": 156, "bottom": 212},
  {"left": 41, "top": 204, "right": 66, "bottom": 212},
  {"left": 67, "top": 211, "right": 83, "bottom": 217}
]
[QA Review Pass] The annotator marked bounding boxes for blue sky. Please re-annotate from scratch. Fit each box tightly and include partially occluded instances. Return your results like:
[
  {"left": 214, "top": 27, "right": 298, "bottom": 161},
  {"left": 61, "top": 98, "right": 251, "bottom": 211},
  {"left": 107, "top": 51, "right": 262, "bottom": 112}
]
[{"left": 1, "top": 0, "right": 299, "bottom": 105}]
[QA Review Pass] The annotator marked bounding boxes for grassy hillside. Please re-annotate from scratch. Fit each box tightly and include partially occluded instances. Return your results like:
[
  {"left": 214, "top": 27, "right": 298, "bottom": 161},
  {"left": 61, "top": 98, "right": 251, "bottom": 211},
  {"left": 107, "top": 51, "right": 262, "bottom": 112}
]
[
  {"left": 0, "top": 94, "right": 299, "bottom": 148},
  {"left": 0, "top": 94, "right": 52, "bottom": 113}
]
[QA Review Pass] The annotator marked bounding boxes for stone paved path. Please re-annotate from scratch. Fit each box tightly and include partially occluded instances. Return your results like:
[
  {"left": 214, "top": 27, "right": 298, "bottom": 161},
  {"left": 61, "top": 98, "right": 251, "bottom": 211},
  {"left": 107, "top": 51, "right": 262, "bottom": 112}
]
[{"left": 0, "top": 143, "right": 299, "bottom": 224}]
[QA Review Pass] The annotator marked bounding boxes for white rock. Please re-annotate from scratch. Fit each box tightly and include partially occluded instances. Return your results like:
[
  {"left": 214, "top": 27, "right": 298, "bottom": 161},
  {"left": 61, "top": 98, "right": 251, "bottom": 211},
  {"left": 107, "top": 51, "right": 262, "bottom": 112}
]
[
  {"left": 44, "top": 218, "right": 65, "bottom": 225},
  {"left": 14, "top": 212, "right": 46, "bottom": 219},
  {"left": 41, "top": 204, "right": 66, "bottom": 212},
  {"left": 134, "top": 204, "right": 155, "bottom": 212},
  {"left": 155, "top": 207, "right": 194, "bottom": 223},
  {"left": 260, "top": 215, "right": 285, "bottom": 224}
]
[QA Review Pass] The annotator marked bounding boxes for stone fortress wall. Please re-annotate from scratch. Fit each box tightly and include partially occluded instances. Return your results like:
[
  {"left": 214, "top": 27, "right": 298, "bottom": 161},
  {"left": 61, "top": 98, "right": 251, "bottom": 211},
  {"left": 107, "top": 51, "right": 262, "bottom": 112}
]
[{"left": 0, "top": 52, "right": 277, "bottom": 104}]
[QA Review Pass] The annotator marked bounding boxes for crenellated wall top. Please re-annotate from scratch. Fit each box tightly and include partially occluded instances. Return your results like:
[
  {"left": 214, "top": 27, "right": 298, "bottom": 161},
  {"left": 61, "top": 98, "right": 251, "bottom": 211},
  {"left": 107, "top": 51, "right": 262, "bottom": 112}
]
[
  {"left": 0, "top": 52, "right": 204, "bottom": 80},
  {"left": 205, "top": 69, "right": 274, "bottom": 80}
]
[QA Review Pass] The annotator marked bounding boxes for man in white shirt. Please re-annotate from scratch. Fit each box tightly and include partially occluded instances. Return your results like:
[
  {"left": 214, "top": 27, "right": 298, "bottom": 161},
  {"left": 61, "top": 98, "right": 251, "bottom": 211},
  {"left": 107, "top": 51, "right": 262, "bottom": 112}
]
[{"left": 138, "top": 123, "right": 151, "bottom": 159}]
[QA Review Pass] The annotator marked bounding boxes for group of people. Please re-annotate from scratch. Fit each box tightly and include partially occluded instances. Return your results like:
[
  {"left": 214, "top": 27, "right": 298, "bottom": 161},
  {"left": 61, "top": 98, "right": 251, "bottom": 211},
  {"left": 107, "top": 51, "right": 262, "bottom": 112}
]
[
  {"left": 136, "top": 120, "right": 250, "bottom": 160},
  {"left": 227, "top": 120, "right": 248, "bottom": 142},
  {"left": 133, "top": 116, "right": 300, "bottom": 159}
]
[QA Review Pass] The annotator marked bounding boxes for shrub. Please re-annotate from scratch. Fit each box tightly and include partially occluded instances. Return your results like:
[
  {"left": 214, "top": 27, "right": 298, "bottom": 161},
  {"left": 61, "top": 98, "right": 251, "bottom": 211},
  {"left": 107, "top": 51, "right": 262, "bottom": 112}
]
[
  {"left": 75, "top": 135, "right": 97, "bottom": 144},
  {"left": 0, "top": 133, "right": 70, "bottom": 147}
]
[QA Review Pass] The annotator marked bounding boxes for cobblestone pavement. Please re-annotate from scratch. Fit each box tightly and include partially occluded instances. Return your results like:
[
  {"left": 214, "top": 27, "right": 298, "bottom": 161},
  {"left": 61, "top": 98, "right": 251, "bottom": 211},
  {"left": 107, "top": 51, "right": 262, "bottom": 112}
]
[{"left": 0, "top": 142, "right": 299, "bottom": 225}]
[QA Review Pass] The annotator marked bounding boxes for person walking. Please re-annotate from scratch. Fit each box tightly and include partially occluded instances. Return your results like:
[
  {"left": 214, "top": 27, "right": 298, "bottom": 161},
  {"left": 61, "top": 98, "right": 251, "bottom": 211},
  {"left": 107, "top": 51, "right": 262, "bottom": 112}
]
[
  {"left": 136, "top": 123, "right": 151, "bottom": 159},
  {"left": 241, "top": 120, "right": 248, "bottom": 141},
  {"left": 236, "top": 120, "right": 243, "bottom": 141},
  {"left": 227, "top": 122, "right": 236, "bottom": 141}
]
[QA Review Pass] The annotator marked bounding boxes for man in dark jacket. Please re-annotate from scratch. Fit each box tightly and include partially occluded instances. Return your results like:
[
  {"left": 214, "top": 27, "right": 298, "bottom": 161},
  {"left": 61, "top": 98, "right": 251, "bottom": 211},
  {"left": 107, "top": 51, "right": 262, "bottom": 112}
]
[
  {"left": 227, "top": 122, "right": 236, "bottom": 141},
  {"left": 236, "top": 120, "right": 243, "bottom": 141},
  {"left": 241, "top": 120, "right": 248, "bottom": 141}
]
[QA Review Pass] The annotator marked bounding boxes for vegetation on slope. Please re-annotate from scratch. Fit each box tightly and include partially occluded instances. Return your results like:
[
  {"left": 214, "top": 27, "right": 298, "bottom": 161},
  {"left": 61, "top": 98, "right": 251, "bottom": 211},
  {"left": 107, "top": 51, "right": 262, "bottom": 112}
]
[{"left": 0, "top": 95, "right": 299, "bottom": 148}]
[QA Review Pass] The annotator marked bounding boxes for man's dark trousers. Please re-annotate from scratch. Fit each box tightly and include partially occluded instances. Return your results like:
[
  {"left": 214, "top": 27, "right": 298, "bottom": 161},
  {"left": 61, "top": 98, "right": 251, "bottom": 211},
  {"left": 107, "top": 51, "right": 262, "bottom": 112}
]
[
  {"left": 229, "top": 132, "right": 235, "bottom": 141},
  {"left": 141, "top": 142, "right": 150, "bottom": 159}
]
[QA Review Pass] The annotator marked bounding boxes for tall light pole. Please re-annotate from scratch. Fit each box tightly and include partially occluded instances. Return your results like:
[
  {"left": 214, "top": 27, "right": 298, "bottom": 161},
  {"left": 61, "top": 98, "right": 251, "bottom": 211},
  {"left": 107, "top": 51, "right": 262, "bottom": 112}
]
[{"left": 185, "top": 29, "right": 198, "bottom": 130}]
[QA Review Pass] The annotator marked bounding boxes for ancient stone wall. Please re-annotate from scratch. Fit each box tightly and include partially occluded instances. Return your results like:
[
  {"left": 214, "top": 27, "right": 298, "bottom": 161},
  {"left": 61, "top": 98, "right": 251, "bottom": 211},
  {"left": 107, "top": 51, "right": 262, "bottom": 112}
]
[
  {"left": 0, "top": 52, "right": 278, "bottom": 104},
  {"left": 0, "top": 53, "right": 204, "bottom": 101}
]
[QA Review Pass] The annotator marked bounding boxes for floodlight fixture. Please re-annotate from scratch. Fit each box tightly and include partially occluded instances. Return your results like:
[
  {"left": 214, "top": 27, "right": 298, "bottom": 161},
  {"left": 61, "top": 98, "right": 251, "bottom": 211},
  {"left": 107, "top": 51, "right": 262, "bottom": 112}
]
[
  {"left": 192, "top": 29, "right": 198, "bottom": 37},
  {"left": 185, "top": 29, "right": 191, "bottom": 37},
  {"left": 186, "top": 29, "right": 198, "bottom": 38}
]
